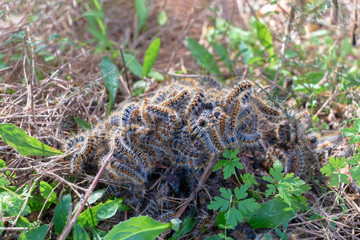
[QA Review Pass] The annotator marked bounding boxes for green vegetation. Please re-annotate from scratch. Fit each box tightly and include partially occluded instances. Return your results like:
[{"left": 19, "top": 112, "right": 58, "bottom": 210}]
[{"left": 1, "top": 0, "right": 360, "bottom": 239}]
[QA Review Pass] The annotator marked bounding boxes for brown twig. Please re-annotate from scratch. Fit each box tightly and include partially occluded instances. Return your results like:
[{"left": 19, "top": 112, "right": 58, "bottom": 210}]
[
  {"left": 58, "top": 146, "right": 114, "bottom": 240},
  {"left": 119, "top": 47, "right": 131, "bottom": 96},
  {"left": 11, "top": 177, "right": 40, "bottom": 228},
  {"left": 174, "top": 154, "right": 215, "bottom": 219}
]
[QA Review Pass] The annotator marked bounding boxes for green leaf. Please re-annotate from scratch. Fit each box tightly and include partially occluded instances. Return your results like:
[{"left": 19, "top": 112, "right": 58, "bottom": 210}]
[
  {"left": 123, "top": 53, "right": 143, "bottom": 77},
  {"left": 104, "top": 216, "right": 172, "bottom": 240},
  {"left": 170, "top": 219, "right": 182, "bottom": 231},
  {"left": 225, "top": 206, "right": 243, "bottom": 228},
  {"left": 245, "top": 199, "right": 296, "bottom": 229},
  {"left": 0, "top": 123, "right": 62, "bottom": 156},
  {"left": 0, "top": 176, "right": 10, "bottom": 187},
  {"left": 19, "top": 225, "right": 48, "bottom": 240},
  {"left": 237, "top": 198, "right": 260, "bottom": 214},
  {"left": 77, "top": 203, "right": 102, "bottom": 228},
  {"left": 96, "top": 198, "right": 120, "bottom": 220},
  {"left": 88, "top": 189, "right": 106, "bottom": 205},
  {"left": 143, "top": 38, "right": 161, "bottom": 77},
  {"left": 0, "top": 159, "right": 6, "bottom": 168},
  {"left": 157, "top": 11, "right": 168, "bottom": 26},
  {"left": 54, "top": 194, "right": 71, "bottom": 234},
  {"left": 16, "top": 216, "right": 32, "bottom": 228},
  {"left": 347, "top": 154, "right": 360, "bottom": 166},
  {"left": 147, "top": 70, "right": 164, "bottom": 81},
  {"left": 350, "top": 165, "right": 360, "bottom": 184},
  {"left": 90, "top": 227, "right": 107, "bottom": 240},
  {"left": 81, "top": 9, "right": 105, "bottom": 18},
  {"left": 74, "top": 225, "right": 91, "bottom": 240},
  {"left": 256, "top": 21, "right": 274, "bottom": 58},
  {"left": 0, "top": 191, "right": 31, "bottom": 217},
  {"left": 270, "top": 160, "right": 284, "bottom": 182},
  {"left": 135, "top": 0, "right": 149, "bottom": 33},
  {"left": 241, "top": 173, "right": 258, "bottom": 188},
  {"left": 234, "top": 185, "right": 248, "bottom": 200},
  {"left": 169, "top": 215, "right": 197, "bottom": 240},
  {"left": 208, "top": 188, "right": 232, "bottom": 212},
  {"left": 100, "top": 56, "right": 120, "bottom": 114},
  {"left": 204, "top": 235, "right": 222, "bottom": 240},
  {"left": 73, "top": 117, "right": 91, "bottom": 131},
  {"left": 39, "top": 181, "right": 57, "bottom": 204},
  {"left": 186, "top": 37, "right": 221, "bottom": 75},
  {"left": 214, "top": 43, "right": 233, "bottom": 72}
]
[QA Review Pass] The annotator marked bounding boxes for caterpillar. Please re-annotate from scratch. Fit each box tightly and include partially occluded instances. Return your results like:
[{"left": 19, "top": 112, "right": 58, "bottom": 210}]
[
  {"left": 251, "top": 96, "right": 281, "bottom": 116},
  {"left": 222, "top": 80, "right": 254, "bottom": 110}
]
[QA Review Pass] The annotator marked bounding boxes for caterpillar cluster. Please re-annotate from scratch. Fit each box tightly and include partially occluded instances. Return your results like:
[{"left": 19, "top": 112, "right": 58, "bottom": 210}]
[{"left": 64, "top": 77, "right": 323, "bottom": 237}]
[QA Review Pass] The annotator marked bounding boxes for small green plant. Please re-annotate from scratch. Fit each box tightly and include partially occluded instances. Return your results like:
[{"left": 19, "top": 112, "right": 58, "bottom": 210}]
[
  {"left": 80, "top": 0, "right": 116, "bottom": 53},
  {"left": 123, "top": 38, "right": 164, "bottom": 96},
  {"left": 320, "top": 118, "right": 360, "bottom": 188},
  {"left": 208, "top": 149, "right": 311, "bottom": 239}
]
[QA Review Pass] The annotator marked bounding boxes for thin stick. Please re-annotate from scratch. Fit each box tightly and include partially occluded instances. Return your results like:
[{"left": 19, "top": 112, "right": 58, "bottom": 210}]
[
  {"left": 274, "top": 5, "right": 295, "bottom": 83},
  {"left": 119, "top": 47, "right": 131, "bottom": 95},
  {"left": 58, "top": 146, "right": 114, "bottom": 240},
  {"left": 11, "top": 177, "right": 40, "bottom": 227},
  {"left": 313, "top": 85, "right": 339, "bottom": 119}
]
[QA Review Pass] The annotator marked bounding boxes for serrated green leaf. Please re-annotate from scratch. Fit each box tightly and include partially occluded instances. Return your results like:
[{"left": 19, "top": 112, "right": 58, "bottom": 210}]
[
  {"left": 74, "top": 224, "right": 90, "bottom": 240},
  {"left": 54, "top": 194, "right": 71, "bottom": 234},
  {"left": 245, "top": 199, "right": 296, "bottom": 229},
  {"left": 220, "top": 187, "right": 232, "bottom": 200},
  {"left": 265, "top": 184, "right": 276, "bottom": 197},
  {"left": 73, "top": 117, "right": 91, "bottom": 131},
  {"left": 135, "top": 0, "right": 149, "bottom": 33},
  {"left": 186, "top": 37, "right": 221, "bottom": 75},
  {"left": 39, "top": 181, "right": 57, "bottom": 204},
  {"left": 234, "top": 185, "right": 248, "bottom": 200},
  {"left": 329, "top": 173, "right": 340, "bottom": 187},
  {"left": 104, "top": 216, "right": 171, "bottom": 240},
  {"left": 238, "top": 198, "right": 260, "bottom": 214},
  {"left": 241, "top": 173, "right": 258, "bottom": 187},
  {"left": 222, "top": 149, "right": 232, "bottom": 159},
  {"left": 225, "top": 206, "right": 243, "bottom": 228},
  {"left": 256, "top": 21, "right": 274, "bottom": 57},
  {"left": 213, "top": 160, "right": 227, "bottom": 172},
  {"left": 123, "top": 53, "right": 143, "bottom": 77},
  {"left": 208, "top": 196, "right": 230, "bottom": 212},
  {"left": 347, "top": 154, "right": 360, "bottom": 165},
  {"left": 143, "top": 38, "right": 160, "bottom": 77},
  {"left": 0, "top": 176, "right": 10, "bottom": 187},
  {"left": 0, "top": 124, "right": 62, "bottom": 156},
  {"left": 19, "top": 224, "right": 48, "bottom": 240},
  {"left": 340, "top": 173, "right": 349, "bottom": 184},
  {"left": 350, "top": 165, "right": 360, "bottom": 183},
  {"left": 100, "top": 56, "right": 119, "bottom": 114}
]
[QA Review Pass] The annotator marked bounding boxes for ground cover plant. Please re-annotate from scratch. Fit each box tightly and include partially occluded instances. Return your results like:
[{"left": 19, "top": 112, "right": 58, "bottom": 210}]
[{"left": 0, "top": 0, "right": 360, "bottom": 239}]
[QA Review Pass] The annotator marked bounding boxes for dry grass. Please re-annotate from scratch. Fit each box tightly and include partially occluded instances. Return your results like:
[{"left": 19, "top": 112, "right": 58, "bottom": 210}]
[{"left": 1, "top": 0, "right": 360, "bottom": 239}]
